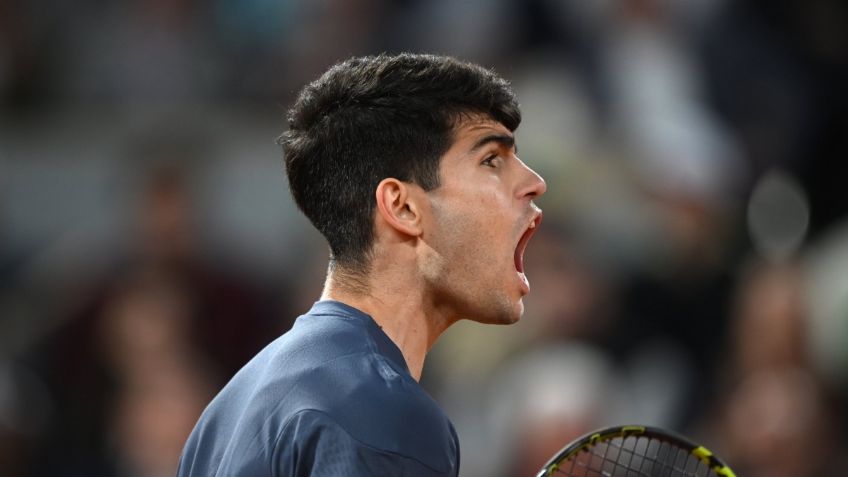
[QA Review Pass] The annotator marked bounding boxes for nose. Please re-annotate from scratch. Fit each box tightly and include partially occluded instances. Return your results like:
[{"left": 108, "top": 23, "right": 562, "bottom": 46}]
[{"left": 516, "top": 158, "right": 547, "bottom": 200}]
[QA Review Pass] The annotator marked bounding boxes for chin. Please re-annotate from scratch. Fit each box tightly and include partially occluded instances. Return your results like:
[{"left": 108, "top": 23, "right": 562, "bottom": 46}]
[
  {"left": 506, "top": 300, "right": 525, "bottom": 324},
  {"left": 475, "top": 297, "right": 524, "bottom": 325}
]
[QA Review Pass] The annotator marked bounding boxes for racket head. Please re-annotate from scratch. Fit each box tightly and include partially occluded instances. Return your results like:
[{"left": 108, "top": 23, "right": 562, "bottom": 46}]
[{"left": 536, "top": 425, "right": 736, "bottom": 477}]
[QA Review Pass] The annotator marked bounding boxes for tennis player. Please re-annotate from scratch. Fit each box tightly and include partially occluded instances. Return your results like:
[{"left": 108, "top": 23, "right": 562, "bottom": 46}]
[{"left": 177, "top": 53, "right": 546, "bottom": 476}]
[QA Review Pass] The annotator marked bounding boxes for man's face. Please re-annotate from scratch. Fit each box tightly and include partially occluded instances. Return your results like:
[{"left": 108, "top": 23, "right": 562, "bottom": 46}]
[{"left": 420, "top": 117, "right": 546, "bottom": 325}]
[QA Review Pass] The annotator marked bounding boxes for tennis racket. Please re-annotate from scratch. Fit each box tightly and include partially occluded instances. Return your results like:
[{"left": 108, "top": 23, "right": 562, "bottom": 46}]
[{"left": 537, "top": 425, "right": 736, "bottom": 477}]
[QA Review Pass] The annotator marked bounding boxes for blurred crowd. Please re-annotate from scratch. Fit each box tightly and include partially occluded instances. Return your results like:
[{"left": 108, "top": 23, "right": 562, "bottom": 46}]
[{"left": 1, "top": 0, "right": 847, "bottom": 476}]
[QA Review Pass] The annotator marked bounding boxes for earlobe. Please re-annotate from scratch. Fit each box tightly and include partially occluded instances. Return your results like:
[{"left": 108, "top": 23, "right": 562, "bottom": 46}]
[{"left": 375, "top": 178, "right": 423, "bottom": 237}]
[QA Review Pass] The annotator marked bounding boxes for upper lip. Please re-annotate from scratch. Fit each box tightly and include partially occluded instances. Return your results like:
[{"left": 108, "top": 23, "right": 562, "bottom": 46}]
[{"left": 515, "top": 208, "right": 543, "bottom": 274}]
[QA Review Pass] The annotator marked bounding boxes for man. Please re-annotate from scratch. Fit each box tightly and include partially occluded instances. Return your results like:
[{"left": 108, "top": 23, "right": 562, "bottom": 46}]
[{"left": 177, "top": 53, "right": 546, "bottom": 476}]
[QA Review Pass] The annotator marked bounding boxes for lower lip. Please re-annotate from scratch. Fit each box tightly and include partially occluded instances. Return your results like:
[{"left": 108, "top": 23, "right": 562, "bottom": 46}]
[{"left": 517, "top": 271, "right": 530, "bottom": 295}]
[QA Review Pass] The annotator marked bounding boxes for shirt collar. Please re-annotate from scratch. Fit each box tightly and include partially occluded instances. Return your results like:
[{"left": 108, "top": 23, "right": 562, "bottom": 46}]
[{"left": 307, "top": 300, "right": 411, "bottom": 375}]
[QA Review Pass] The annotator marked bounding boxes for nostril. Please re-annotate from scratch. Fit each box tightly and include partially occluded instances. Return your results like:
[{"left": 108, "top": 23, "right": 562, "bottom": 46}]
[{"left": 523, "top": 176, "right": 546, "bottom": 199}]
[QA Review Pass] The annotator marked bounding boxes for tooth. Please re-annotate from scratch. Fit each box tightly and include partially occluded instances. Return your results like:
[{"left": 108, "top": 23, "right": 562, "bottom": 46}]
[{"left": 529, "top": 221, "right": 536, "bottom": 229}]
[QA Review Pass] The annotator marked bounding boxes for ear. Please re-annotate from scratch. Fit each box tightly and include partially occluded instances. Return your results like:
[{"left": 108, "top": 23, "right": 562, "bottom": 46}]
[{"left": 375, "top": 178, "right": 424, "bottom": 238}]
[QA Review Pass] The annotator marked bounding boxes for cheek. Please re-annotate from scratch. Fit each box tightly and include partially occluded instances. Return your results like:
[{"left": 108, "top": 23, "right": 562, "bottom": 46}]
[
  {"left": 430, "top": 187, "right": 512, "bottom": 266},
  {"left": 460, "top": 186, "right": 510, "bottom": 229}
]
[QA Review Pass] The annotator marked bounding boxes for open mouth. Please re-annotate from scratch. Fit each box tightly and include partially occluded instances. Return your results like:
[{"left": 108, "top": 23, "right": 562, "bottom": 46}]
[{"left": 514, "top": 213, "right": 542, "bottom": 274}]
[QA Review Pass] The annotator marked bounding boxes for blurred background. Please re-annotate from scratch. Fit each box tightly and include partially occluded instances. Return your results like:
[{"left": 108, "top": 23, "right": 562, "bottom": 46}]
[{"left": 1, "top": 0, "right": 847, "bottom": 476}]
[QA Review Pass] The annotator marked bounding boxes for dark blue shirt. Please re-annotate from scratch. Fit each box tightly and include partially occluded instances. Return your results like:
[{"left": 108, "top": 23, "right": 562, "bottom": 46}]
[{"left": 178, "top": 300, "right": 460, "bottom": 476}]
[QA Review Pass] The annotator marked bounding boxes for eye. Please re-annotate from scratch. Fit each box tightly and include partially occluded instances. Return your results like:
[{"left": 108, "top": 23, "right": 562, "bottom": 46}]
[{"left": 481, "top": 154, "right": 499, "bottom": 168}]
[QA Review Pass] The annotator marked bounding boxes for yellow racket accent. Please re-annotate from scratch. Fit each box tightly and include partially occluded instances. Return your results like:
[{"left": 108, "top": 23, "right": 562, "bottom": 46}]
[
  {"left": 693, "top": 446, "right": 713, "bottom": 461},
  {"left": 537, "top": 425, "right": 737, "bottom": 477}
]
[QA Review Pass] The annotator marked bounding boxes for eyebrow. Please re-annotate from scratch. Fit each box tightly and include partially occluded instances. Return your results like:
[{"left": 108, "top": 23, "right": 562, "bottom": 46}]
[{"left": 469, "top": 133, "right": 517, "bottom": 154}]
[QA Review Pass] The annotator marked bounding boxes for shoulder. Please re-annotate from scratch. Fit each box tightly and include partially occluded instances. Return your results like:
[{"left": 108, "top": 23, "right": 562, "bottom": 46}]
[
  {"left": 281, "top": 345, "right": 458, "bottom": 468},
  {"left": 180, "top": 304, "right": 459, "bottom": 475},
  {"left": 277, "top": 311, "right": 459, "bottom": 472},
  {"left": 275, "top": 407, "right": 459, "bottom": 476}
]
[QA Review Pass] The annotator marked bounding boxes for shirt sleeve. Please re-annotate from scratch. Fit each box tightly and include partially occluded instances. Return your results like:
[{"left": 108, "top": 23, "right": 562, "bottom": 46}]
[{"left": 274, "top": 409, "right": 458, "bottom": 477}]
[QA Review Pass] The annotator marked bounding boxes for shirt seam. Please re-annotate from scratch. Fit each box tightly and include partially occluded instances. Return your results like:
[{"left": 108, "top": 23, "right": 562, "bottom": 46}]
[
  {"left": 305, "top": 309, "right": 409, "bottom": 372},
  {"left": 271, "top": 407, "right": 454, "bottom": 476},
  {"left": 237, "top": 345, "right": 416, "bottom": 469}
]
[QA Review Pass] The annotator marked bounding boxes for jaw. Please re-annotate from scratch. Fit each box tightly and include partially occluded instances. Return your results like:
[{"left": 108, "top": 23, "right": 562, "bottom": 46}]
[
  {"left": 420, "top": 205, "right": 541, "bottom": 326},
  {"left": 424, "top": 264, "right": 525, "bottom": 326},
  {"left": 470, "top": 292, "right": 524, "bottom": 325}
]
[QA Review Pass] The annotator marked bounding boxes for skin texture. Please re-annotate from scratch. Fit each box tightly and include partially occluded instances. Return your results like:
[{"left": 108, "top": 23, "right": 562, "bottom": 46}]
[{"left": 323, "top": 116, "right": 546, "bottom": 380}]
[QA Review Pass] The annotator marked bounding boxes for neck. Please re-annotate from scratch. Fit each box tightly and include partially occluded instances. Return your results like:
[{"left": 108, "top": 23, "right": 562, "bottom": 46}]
[{"left": 320, "top": 264, "right": 454, "bottom": 381}]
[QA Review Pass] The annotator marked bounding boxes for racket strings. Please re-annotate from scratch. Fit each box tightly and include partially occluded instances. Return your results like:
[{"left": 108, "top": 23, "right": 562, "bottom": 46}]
[{"left": 552, "top": 436, "right": 721, "bottom": 477}]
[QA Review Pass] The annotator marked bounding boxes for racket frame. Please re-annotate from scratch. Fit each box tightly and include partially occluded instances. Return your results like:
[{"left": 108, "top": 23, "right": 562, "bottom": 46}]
[{"left": 536, "top": 425, "right": 736, "bottom": 477}]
